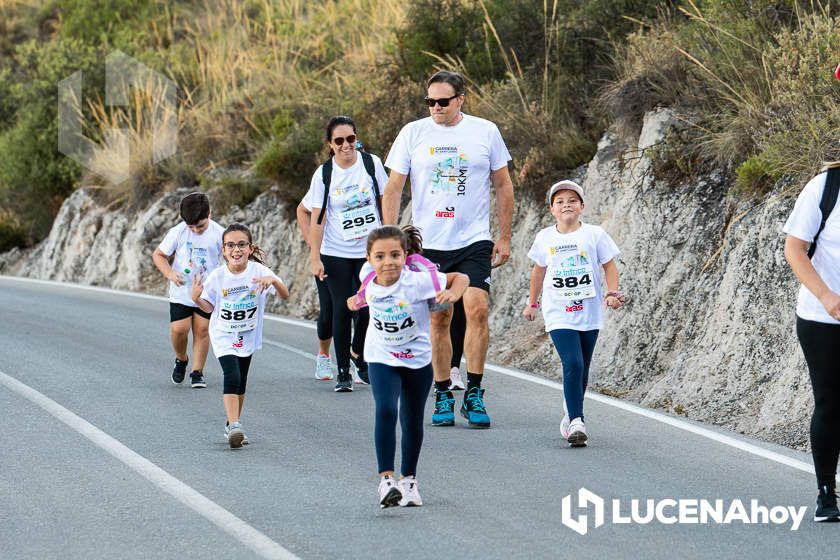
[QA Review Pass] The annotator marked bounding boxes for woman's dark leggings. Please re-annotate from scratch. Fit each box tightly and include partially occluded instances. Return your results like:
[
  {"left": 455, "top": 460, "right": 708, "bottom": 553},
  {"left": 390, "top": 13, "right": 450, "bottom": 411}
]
[
  {"left": 797, "top": 317, "right": 840, "bottom": 487},
  {"left": 320, "top": 254, "right": 368, "bottom": 373},
  {"left": 315, "top": 275, "right": 332, "bottom": 341},
  {"left": 450, "top": 300, "right": 466, "bottom": 369},
  {"left": 219, "top": 354, "right": 252, "bottom": 395},
  {"left": 549, "top": 329, "right": 599, "bottom": 421},
  {"left": 369, "top": 362, "right": 434, "bottom": 476}
]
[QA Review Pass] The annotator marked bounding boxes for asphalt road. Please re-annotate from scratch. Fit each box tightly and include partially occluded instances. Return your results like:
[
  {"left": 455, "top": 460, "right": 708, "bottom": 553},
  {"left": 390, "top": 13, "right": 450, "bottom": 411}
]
[{"left": 0, "top": 276, "right": 833, "bottom": 560}]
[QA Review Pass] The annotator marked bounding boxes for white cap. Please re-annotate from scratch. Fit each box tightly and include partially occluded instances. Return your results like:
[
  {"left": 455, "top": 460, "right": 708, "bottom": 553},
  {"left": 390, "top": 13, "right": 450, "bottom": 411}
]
[{"left": 546, "top": 180, "right": 584, "bottom": 204}]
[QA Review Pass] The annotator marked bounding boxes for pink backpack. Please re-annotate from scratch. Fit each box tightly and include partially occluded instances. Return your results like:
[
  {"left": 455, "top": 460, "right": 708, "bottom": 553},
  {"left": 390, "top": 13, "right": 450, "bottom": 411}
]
[{"left": 354, "top": 253, "right": 446, "bottom": 310}]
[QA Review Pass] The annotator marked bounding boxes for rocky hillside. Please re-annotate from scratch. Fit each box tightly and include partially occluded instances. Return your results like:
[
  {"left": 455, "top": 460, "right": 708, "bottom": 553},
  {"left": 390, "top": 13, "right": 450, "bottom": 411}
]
[{"left": 0, "top": 108, "right": 810, "bottom": 449}]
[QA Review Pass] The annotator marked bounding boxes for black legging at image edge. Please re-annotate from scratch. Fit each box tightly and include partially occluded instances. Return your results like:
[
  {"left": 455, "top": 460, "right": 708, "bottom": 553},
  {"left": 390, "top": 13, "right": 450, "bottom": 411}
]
[{"left": 320, "top": 254, "right": 369, "bottom": 372}]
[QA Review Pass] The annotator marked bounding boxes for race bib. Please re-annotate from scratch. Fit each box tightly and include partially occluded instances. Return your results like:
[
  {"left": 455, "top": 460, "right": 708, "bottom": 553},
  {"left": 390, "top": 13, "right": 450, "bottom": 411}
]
[
  {"left": 340, "top": 206, "right": 377, "bottom": 240},
  {"left": 218, "top": 286, "right": 258, "bottom": 332},
  {"left": 548, "top": 250, "right": 596, "bottom": 300},
  {"left": 369, "top": 298, "right": 419, "bottom": 346}
]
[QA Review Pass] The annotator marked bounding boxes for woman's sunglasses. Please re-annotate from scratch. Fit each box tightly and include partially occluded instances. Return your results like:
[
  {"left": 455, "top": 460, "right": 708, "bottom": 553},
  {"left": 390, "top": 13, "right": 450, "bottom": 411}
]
[
  {"left": 331, "top": 134, "right": 356, "bottom": 146},
  {"left": 424, "top": 94, "right": 460, "bottom": 108}
]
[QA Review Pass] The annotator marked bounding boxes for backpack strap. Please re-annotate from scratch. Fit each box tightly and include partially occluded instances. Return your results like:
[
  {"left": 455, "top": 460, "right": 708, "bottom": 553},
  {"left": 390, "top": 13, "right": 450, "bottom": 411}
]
[
  {"left": 406, "top": 254, "right": 442, "bottom": 291},
  {"left": 353, "top": 270, "right": 377, "bottom": 309},
  {"left": 808, "top": 167, "right": 840, "bottom": 259},
  {"left": 360, "top": 151, "right": 383, "bottom": 222},
  {"left": 316, "top": 158, "right": 333, "bottom": 225}
]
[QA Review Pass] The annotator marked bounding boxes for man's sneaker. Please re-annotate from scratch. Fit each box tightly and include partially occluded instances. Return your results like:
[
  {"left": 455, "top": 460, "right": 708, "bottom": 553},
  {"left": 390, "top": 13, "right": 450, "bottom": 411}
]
[
  {"left": 449, "top": 367, "right": 465, "bottom": 391},
  {"left": 432, "top": 389, "right": 455, "bottom": 426},
  {"left": 351, "top": 354, "right": 369, "bottom": 384},
  {"left": 815, "top": 485, "right": 840, "bottom": 522},
  {"left": 315, "top": 354, "right": 334, "bottom": 380},
  {"left": 334, "top": 370, "right": 353, "bottom": 392},
  {"left": 560, "top": 414, "right": 571, "bottom": 439},
  {"left": 378, "top": 476, "right": 402, "bottom": 508},
  {"left": 190, "top": 372, "right": 206, "bottom": 388},
  {"left": 460, "top": 387, "right": 491, "bottom": 428},
  {"left": 171, "top": 358, "right": 188, "bottom": 384},
  {"left": 399, "top": 476, "right": 423, "bottom": 507},
  {"left": 225, "top": 421, "right": 245, "bottom": 449},
  {"left": 567, "top": 417, "right": 588, "bottom": 447}
]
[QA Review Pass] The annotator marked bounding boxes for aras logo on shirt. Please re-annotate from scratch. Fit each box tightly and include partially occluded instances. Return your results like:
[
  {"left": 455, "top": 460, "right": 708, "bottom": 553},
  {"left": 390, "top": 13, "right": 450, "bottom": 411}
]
[
  {"left": 565, "top": 301, "right": 584, "bottom": 313},
  {"left": 435, "top": 206, "right": 456, "bottom": 218},
  {"left": 391, "top": 349, "right": 415, "bottom": 359}
]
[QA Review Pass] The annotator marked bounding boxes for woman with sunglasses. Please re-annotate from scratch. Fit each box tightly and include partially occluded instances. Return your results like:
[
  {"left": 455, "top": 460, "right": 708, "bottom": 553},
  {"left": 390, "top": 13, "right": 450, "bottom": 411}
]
[{"left": 309, "top": 115, "right": 387, "bottom": 392}]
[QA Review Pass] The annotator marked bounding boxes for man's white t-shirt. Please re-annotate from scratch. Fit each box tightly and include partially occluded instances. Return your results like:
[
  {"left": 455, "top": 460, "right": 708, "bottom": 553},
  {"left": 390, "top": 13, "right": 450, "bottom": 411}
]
[
  {"left": 527, "top": 223, "right": 620, "bottom": 332},
  {"left": 307, "top": 153, "right": 387, "bottom": 259},
  {"left": 200, "top": 260, "right": 279, "bottom": 357},
  {"left": 385, "top": 114, "right": 511, "bottom": 251},
  {"left": 783, "top": 171, "right": 840, "bottom": 325},
  {"left": 363, "top": 268, "right": 447, "bottom": 369},
  {"left": 158, "top": 220, "right": 225, "bottom": 306}
]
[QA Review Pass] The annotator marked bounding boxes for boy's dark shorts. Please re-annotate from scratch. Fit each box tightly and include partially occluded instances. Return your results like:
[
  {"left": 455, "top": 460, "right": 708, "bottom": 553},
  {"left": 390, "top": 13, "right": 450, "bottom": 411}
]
[
  {"left": 170, "top": 302, "right": 212, "bottom": 322},
  {"left": 422, "top": 240, "right": 494, "bottom": 292}
]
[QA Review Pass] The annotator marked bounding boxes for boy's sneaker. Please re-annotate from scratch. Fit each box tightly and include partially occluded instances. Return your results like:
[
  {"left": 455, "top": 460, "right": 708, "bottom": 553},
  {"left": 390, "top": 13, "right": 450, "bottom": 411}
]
[
  {"left": 399, "top": 476, "right": 423, "bottom": 507},
  {"left": 815, "top": 485, "right": 840, "bottom": 522},
  {"left": 171, "top": 358, "right": 188, "bottom": 384},
  {"left": 351, "top": 354, "right": 369, "bottom": 384},
  {"left": 567, "top": 417, "right": 588, "bottom": 447},
  {"left": 190, "top": 372, "right": 206, "bottom": 388},
  {"left": 560, "top": 414, "right": 571, "bottom": 439},
  {"left": 460, "top": 387, "right": 491, "bottom": 428},
  {"left": 378, "top": 476, "right": 402, "bottom": 508},
  {"left": 225, "top": 421, "right": 245, "bottom": 449},
  {"left": 449, "top": 367, "right": 465, "bottom": 391},
  {"left": 432, "top": 389, "right": 455, "bottom": 426},
  {"left": 334, "top": 370, "right": 353, "bottom": 392},
  {"left": 315, "top": 354, "right": 334, "bottom": 380}
]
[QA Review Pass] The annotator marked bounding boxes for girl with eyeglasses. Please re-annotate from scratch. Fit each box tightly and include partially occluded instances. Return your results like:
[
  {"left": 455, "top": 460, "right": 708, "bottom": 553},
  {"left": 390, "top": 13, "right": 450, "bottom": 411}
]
[
  {"left": 192, "top": 223, "right": 290, "bottom": 448},
  {"left": 308, "top": 116, "right": 388, "bottom": 392}
]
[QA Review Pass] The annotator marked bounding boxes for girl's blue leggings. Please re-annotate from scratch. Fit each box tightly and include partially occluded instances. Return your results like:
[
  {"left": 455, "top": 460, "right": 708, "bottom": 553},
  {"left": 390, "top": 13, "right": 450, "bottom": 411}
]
[
  {"left": 549, "top": 329, "right": 599, "bottom": 421},
  {"left": 368, "top": 362, "right": 434, "bottom": 476}
]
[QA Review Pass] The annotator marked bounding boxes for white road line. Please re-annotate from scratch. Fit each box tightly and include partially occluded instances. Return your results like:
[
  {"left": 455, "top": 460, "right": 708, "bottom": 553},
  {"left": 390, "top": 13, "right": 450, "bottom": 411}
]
[
  {"left": 1, "top": 275, "right": 816, "bottom": 475},
  {"left": 0, "top": 370, "right": 300, "bottom": 560}
]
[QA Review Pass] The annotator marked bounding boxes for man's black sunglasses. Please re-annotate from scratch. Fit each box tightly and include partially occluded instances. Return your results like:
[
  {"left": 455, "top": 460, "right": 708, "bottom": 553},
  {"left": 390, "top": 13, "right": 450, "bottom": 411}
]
[{"left": 424, "top": 94, "right": 460, "bottom": 108}]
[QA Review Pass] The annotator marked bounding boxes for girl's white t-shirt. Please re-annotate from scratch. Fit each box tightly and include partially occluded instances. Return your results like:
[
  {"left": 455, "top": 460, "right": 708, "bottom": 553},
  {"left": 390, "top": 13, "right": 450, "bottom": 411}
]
[
  {"left": 385, "top": 114, "right": 511, "bottom": 251},
  {"left": 362, "top": 268, "right": 447, "bottom": 369},
  {"left": 307, "top": 153, "right": 387, "bottom": 258},
  {"left": 158, "top": 220, "right": 225, "bottom": 306},
  {"left": 783, "top": 171, "right": 840, "bottom": 325},
  {"left": 200, "top": 260, "right": 279, "bottom": 357},
  {"left": 527, "top": 223, "right": 620, "bottom": 332}
]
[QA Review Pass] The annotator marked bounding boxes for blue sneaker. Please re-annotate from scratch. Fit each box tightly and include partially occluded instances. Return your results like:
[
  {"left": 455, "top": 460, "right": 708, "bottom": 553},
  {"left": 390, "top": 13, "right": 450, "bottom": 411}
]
[
  {"left": 460, "top": 387, "right": 491, "bottom": 428},
  {"left": 432, "top": 389, "right": 455, "bottom": 426}
]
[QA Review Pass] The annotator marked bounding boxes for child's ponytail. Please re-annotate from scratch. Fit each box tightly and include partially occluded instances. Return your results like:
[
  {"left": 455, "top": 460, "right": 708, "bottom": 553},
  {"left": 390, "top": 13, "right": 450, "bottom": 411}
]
[
  {"left": 366, "top": 225, "right": 424, "bottom": 255},
  {"left": 401, "top": 225, "right": 423, "bottom": 255}
]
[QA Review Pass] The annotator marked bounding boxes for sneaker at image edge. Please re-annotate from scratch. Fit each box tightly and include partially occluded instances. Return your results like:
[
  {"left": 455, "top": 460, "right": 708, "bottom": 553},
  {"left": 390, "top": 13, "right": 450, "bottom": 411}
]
[
  {"left": 460, "top": 387, "right": 491, "bottom": 428},
  {"left": 399, "top": 477, "right": 422, "bottom": 507},
  {"left": 171, "top": 358, "right": 188, "bottom": 384},
  {"left": 315, "top": 354, "right": 334, "bottom": 380},
  {"left": 432, "top": 390, "right": 455, "bottom": 426},
  {"left": 224, "top": 422, "right": 249, "bottom": 445},
  {"left": 815, "top": 485, "right": 840, "bottom": 522},
  {"left": 190, "top": 372, "right": 206, "bottom": 388},
  {"left": 449, "top": 367, "right": 465, "bottom": 391},
  {"left": 560, "top": 414, "right": 570, "bottom": 439},
  {"left": 378, "top": 476, "right": 402, "bottom": 508},
  {"left": 351, "top": 354, "right": 369, "bottom": 384},
  {"left": 225, "top": 421, "right": 245, "bottom": 449},
  {"left": 567, "top": 417, "right": 587, "bottom": 447}
]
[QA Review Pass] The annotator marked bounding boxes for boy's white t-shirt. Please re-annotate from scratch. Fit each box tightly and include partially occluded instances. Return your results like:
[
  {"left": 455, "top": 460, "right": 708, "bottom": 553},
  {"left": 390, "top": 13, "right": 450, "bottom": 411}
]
[
  {"left": 307, "top": 153, "right": 387, "bottom": 258},
  {"left": 385, "top": 114, "right": 511, "bottom": 251},
  {"left": 200, "top": 260, "right": 279, "bottom": 357},
  {"left": 158, "top": 220, "right": 225, "bottom": 306},
  {"left": 527, "top": 223, "right": 620, "bottom": 332},
  {"left": 783, "top": 171, "right": 840, "bottom": 325},
  {"left": 301, "top": 189, "right": 314, "bottom": 212},
  {"left": 362, "top": 268, "right": 447, "bottom": 369}
]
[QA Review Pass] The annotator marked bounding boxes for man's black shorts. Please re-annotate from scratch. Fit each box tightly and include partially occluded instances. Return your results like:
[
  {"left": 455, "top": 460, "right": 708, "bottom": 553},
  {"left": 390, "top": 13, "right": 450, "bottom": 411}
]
[
  {"left": 422, "top": 240, "right": 494, "bottom": 292},
  {"left": 170, "top": 302, "right": 212, "bottom": 322}
]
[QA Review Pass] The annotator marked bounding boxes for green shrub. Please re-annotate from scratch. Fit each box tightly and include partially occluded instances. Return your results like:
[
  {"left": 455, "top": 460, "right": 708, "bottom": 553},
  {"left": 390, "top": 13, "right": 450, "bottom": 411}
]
[{"left": 734, "top": 155, "right": 780, "bottom": 196}]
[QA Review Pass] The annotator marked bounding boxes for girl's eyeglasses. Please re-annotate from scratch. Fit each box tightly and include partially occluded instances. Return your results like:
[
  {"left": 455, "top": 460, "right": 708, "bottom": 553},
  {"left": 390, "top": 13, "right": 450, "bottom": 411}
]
[
  {"left": 224, "top": 241, "right": 250, "bottom": 250},
  {"left": 331, "top": 134, "right": 356, "bottom": 146}
]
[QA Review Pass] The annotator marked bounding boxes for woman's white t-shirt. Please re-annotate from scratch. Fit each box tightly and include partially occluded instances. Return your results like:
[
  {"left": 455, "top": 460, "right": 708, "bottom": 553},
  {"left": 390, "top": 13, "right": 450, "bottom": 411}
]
[
  {"left": 158, "top": 220, "right": 225, "bottom": 307},
  {"left": 385, "top": 114, "right": 511, "bottom": 251},
  {"left": 362, "top": 268, "right": 447, "bottom": 369},
  {"left": 307, "top": 153, "right": 387, "bottom": 258},
  {"left": 200, "top": 260, "right": 279, "bottom": 357},
  {"left": 783, "top": 171, "right": 840, "bottom": 325},
  {"left": 527, "top": 223, "right": 620, "bottom": 332}
]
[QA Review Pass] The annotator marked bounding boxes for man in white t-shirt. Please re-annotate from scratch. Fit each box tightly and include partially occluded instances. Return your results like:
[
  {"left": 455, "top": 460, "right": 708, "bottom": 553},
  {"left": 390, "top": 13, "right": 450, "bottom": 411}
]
[
  {"left": 382, "top": 70, "right": 514, "bottom": 428},
  {"left": 152, "top": 192, "right": 224, "bottom": 389}
]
